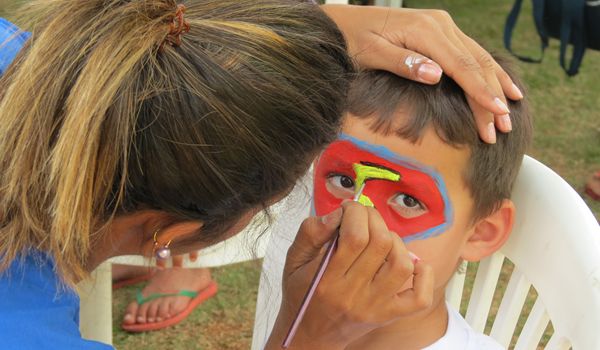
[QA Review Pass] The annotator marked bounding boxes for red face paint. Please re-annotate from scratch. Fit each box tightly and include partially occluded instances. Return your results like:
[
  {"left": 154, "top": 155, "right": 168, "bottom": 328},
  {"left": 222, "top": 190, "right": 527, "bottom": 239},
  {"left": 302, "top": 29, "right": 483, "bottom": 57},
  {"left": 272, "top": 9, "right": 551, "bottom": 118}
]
[{"left": 313, "top": 138, "right": 451, "bottom": 241}]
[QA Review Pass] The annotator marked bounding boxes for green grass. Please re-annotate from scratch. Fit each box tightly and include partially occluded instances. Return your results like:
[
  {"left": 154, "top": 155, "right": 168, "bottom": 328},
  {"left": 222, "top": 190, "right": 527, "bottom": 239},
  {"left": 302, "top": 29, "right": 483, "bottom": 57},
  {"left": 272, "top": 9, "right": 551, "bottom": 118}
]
[{"left": 2, "top": 0, "right": 598, "bottom": 349}]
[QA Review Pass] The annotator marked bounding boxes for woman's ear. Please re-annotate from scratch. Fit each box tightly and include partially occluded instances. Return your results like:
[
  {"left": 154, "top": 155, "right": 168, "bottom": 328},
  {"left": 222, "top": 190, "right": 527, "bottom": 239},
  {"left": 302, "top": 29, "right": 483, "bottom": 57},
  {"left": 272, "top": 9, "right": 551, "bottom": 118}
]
[
  {"left": 141, "top": 220, "right": 204, "bottom": 258},
  {"left": 461, "top": 199, "right": 515, "bottom": 262}
]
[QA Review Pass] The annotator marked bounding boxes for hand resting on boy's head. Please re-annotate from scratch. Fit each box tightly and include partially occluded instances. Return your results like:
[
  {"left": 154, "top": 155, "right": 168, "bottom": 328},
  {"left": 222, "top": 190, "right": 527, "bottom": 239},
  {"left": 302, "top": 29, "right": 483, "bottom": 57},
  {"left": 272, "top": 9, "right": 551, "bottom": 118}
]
[
  {"left": 266, "top": 202, "right": 434, "bottom": 350},
  {"left": 322, "top": 5, "right": 523, "bottom": 144}
]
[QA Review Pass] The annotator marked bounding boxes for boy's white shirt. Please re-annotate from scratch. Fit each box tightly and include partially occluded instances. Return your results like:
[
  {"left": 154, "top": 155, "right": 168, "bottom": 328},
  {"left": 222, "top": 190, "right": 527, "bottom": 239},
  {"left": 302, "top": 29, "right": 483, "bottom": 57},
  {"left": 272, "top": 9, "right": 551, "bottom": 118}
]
[
  {"left": 423, "top": 303, "right": 505, "bottom": 350},
  {"left": 251, "top": 172, "right": 505, "bottom": 350}
]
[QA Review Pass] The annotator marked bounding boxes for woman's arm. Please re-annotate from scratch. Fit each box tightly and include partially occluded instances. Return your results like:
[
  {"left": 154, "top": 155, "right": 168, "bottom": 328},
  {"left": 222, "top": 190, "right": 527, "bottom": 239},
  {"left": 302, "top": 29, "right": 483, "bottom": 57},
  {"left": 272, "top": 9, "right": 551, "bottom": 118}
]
[{"left": 322, "top": 5, "right": 522, "bottom": 144}]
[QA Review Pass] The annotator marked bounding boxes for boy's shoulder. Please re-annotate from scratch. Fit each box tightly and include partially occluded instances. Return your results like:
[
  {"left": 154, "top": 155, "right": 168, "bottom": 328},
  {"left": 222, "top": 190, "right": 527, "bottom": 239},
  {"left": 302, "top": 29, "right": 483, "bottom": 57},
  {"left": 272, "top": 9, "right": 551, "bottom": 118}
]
[{"left": 423, "top": 303, "right": 505, "bottom": 350}]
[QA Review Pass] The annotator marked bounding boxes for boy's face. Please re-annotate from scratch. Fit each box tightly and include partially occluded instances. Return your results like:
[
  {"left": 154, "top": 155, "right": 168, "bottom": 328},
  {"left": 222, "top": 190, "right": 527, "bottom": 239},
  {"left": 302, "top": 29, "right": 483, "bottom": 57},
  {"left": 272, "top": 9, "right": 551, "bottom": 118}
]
[{"left": 313, "top": 113, "right": 477, "bottom": 288}]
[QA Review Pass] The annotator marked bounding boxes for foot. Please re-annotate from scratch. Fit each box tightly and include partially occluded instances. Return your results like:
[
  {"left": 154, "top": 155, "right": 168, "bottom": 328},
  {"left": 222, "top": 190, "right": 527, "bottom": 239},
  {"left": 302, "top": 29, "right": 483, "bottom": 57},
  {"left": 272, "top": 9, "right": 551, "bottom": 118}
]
[
  {"left": 112, "top": 264, "right": 155, "bottom": 285},
  {"left": 122, "top": 267, "right": 213, "bottom": 326},
  {"left": 585, "top": 171, "right": 600, "bottom": 201}
]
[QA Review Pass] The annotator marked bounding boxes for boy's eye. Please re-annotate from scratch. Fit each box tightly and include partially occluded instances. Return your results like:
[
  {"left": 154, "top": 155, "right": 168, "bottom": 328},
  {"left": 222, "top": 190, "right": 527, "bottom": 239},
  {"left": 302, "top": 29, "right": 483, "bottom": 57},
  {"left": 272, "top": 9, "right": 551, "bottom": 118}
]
[
  {"left": 326, "top": 174, "right": 355, "bottom": 199},
  {"left": 388, "top": 193, "right": 428, "bottom": 219}
]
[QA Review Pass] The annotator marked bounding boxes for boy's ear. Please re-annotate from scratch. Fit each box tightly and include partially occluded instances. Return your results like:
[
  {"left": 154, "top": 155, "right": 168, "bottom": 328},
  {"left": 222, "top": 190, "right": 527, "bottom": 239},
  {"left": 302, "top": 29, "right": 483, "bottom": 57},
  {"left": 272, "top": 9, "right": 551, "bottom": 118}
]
[{"left": 461, "top": 199, "right": 515, "bottom": 262}]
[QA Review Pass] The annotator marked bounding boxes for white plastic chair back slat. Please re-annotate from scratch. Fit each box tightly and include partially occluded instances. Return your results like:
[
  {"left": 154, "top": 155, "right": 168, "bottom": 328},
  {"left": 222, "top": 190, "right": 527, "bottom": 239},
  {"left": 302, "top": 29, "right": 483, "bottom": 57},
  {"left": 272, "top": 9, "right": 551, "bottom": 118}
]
[
  {"left": 489, "top": 266, "right": 532, "bottom": 347},
  {"left": 445, "top": 261, "right": 467, "bottom": 310},
  {"left": 513, "top": 298, "right": 550, "bottom": 350},
  {"left": 545, "top": 333, "right": 572, "bottom": 350},
  {"left": 465, "top": 253, "right": 505, "bottom": 332}
]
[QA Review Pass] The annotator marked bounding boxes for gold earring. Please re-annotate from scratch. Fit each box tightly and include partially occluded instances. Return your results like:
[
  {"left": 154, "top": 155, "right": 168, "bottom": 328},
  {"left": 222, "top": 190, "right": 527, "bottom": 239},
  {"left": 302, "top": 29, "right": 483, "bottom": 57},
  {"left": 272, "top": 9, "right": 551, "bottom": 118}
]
[{"left": 152, "top": 229, "right": 172, "bottom": 260}]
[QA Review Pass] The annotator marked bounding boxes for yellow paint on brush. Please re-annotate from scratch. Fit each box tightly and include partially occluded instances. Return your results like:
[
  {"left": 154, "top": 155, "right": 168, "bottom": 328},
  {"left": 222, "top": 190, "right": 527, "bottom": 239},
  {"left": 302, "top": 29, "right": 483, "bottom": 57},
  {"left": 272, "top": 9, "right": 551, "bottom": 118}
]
[{"left": 353, "top": 163, "right": 401, "bottom": 207}]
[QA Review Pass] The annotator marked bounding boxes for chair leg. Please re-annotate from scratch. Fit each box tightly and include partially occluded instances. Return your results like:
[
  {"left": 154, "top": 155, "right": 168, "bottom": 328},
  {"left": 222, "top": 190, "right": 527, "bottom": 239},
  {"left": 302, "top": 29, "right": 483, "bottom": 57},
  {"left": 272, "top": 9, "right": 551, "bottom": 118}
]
[{"left": 79, "top": 261, "right": 113, "bottom": 345}]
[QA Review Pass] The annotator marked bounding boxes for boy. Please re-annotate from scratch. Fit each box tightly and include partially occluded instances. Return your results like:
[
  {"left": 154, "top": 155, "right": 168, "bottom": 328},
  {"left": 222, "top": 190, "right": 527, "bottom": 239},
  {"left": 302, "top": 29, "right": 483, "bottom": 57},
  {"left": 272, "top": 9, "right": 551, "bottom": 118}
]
[{"left": 253, "top": 57, "right": 531, "bottom": 349}]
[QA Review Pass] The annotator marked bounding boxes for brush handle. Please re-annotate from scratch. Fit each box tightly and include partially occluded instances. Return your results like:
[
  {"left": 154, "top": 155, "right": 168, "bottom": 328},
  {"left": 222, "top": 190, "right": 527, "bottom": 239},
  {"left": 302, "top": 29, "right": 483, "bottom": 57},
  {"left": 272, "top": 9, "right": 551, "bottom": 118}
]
[{"left": 282, "top": 231, "right": 340, "bottom": 348}]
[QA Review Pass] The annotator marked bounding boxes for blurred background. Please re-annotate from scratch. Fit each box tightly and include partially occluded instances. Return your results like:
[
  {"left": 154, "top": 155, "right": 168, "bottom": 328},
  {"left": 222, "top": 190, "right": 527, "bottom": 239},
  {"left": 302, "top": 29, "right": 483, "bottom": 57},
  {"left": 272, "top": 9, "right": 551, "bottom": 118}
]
[{"left": 1, "top": 0, "right": 598, "bottom": 349}]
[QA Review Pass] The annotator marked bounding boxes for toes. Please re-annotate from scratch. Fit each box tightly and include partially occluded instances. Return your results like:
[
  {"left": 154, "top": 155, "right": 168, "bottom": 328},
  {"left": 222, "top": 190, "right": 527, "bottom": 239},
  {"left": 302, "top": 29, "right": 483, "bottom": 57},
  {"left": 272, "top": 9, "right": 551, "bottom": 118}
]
[
  {"left": 169, "top": 296, "right": 191, "bottom": 316},
  {"left": 123, "top": 302, "right": 138, "bottom": 325},
  {"left": 158, "top": 298, "right": 172, "bottom": 320},
  {"left": 146, "top": 301, "right": 159, "bottom": 323},
  {"left": 137, "top": 301, "right": 151, "bottom": 324}
]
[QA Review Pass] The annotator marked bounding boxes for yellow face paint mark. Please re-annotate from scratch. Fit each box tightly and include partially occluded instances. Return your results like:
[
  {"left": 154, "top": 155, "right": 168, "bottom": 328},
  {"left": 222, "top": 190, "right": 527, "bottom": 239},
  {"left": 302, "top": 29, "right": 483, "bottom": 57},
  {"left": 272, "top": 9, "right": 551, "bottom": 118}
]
[{"left": 352, "top": 163, "right": 401, "bottom": 208}]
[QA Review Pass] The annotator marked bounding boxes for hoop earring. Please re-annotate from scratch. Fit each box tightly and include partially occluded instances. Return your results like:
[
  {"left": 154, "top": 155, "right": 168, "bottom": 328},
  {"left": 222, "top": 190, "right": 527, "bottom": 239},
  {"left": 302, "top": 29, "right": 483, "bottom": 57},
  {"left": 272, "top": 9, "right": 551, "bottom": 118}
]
[{"left": 152, "top": 229, "right": 172, "bottom": 260}]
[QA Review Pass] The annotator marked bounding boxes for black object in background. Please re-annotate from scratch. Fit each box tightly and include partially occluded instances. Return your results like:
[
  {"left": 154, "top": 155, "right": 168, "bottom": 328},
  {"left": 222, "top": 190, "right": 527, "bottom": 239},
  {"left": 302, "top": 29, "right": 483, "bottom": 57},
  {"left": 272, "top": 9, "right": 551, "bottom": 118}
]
[{"left": 504, "top": 0, "right": 600, "bottom": 76}]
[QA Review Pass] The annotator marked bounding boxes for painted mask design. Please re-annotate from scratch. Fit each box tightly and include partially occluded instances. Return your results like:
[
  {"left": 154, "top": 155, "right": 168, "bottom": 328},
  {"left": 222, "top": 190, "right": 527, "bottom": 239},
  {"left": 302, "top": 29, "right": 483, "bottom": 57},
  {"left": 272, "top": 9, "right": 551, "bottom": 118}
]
[{"left": 313, "top": 134, "right": 453, "bottom": 242}]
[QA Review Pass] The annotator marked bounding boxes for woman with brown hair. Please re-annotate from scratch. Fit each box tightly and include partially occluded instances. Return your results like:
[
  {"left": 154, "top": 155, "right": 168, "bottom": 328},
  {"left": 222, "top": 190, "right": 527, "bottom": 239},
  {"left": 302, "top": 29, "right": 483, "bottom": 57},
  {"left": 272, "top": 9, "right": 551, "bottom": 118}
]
[{"left": 0, "top": 0, "right": 522, "bottom": 349}]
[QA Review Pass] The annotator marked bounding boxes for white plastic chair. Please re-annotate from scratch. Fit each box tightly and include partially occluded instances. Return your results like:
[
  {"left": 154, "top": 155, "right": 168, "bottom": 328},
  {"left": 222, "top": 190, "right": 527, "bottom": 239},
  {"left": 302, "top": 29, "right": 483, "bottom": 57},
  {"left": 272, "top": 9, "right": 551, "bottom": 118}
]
[
  {"left": 252, "top": 156, "right": 600, "bottom": 349},
  {"left": 446, "top": 156, "right": 600, "bottom": 349}
]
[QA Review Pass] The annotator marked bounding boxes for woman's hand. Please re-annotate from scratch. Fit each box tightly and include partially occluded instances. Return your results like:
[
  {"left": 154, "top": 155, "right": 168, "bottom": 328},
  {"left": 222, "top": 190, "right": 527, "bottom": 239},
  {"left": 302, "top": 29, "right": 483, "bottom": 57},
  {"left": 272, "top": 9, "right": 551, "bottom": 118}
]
[
  {"left": 322, "top": 5, "right": 523, "bottom": 144},
  {"left": 266, "top": 202, "right": 434, "bottom": 349}
]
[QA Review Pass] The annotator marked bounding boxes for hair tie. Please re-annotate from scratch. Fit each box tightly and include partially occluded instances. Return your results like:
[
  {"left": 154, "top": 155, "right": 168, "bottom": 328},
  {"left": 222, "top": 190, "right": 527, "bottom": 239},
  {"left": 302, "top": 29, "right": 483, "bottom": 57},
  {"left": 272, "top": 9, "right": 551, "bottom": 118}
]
[{"left": 161, "top": 4, "right": 190, "bottom": 50}]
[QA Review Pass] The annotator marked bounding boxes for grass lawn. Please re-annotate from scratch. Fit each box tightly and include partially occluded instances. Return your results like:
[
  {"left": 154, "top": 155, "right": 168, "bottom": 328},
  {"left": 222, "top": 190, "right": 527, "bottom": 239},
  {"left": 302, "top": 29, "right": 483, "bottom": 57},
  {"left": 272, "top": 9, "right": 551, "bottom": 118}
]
[{"left": 2, "top": 0, "right": 598, "bottom": 349}]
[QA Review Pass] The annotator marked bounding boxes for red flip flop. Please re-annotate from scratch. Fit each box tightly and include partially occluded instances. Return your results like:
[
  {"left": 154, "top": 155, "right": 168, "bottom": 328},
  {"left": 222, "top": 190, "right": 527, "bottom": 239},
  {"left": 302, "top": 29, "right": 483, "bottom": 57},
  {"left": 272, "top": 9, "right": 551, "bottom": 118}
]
[
  {"left": 112, "top": 273, "right": 154, "bottom": 291},
  {"left": 584, "top": 171, "right": 600, "bottom": 201},
  {"left": 121, "top": 281, "right": 218, "bottom": 332}
]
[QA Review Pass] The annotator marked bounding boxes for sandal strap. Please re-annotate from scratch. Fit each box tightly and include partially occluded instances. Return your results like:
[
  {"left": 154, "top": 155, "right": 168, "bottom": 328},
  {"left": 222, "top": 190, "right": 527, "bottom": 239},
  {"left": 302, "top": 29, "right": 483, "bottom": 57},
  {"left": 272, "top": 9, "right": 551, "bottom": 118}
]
[{"left": 136, "top": 289, "right": 199, "bottom": 305}]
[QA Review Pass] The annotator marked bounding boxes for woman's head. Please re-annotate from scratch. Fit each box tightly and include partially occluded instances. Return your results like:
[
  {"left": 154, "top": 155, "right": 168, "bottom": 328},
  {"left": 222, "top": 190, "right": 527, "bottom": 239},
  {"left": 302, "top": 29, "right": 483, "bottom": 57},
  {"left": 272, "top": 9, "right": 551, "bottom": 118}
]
[{"left": 0, "top": 0, "right": 353, "bottom": 283}]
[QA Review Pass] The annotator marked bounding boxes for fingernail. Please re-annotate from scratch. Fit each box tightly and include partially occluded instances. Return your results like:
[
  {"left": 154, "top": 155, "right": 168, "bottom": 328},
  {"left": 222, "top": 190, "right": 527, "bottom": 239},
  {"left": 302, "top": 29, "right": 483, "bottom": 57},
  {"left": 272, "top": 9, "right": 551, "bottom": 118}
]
[
  {"left": 494, "top": 97, "right": 510, "bottom": 114},
  {"left": 499, "top": 114, "right": 512, "bottom": 132},
  {"left": 321, "top": 207, "right": 343, "bottom": 226},
  {"left": 512, "top": 83, "right": 523, "bottom": 99},
  {"left": 417, "top": 63, "right": 443, "bottom": 83},
  {"left": 147, "top": 317, "right": 155, "bottom": 323},
  {"left": 123, "top": 314, "right": 133, "bottom": 323},
  {"left": 408, "top": 251, "right": 421, "bottom": 264},
  {"left": 487, "top": 122, "right": 497, "bottom": 144},
  {"left": 156, "top": 317, "right": 163, "bottom": 322},
  {"left": 137, "top": 316, "right": 145, "bottom": 323}
]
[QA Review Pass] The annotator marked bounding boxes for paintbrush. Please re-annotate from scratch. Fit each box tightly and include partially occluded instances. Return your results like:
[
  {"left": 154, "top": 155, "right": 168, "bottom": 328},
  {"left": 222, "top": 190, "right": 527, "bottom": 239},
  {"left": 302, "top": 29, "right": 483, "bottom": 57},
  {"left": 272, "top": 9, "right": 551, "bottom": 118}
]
[{"left": 282, "top": 164, "right": 400, "bottom": 348}]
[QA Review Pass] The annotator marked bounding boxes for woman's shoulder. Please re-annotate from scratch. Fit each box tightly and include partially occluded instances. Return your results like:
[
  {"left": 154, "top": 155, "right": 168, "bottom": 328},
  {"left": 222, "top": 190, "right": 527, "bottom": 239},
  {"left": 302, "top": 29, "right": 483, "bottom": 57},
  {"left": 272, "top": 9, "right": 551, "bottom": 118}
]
[{"left": 0, "top": 252, "right": 113, "bottom": 350}]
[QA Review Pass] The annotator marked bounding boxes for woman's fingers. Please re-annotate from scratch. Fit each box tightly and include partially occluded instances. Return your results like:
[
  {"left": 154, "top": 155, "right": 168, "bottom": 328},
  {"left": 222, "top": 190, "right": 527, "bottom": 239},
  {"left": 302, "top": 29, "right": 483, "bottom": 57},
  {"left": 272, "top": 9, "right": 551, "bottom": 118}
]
[
  {"left": 462, "top": 34, "right": 523, "bottom": 101},
  {"left": 393, "top": 260, "right": 434, "bottom": 315},
  {"left": 458, "top": 32, "right": 513, "bottom": 134},
  {"left": 345, "top": 207, "right": 394, "bottom": 281},
  {"left": 328, "top": 201, "right": 371, "bottom": 276},
  {"left": 284, "top": 207, "right": 343, "bottom": 276},
  {"left": 358, "top": 37, "right": 442, "bottom": 85},
  {"left": 371, "top": 232, "right": 414, "bottom": 293}
]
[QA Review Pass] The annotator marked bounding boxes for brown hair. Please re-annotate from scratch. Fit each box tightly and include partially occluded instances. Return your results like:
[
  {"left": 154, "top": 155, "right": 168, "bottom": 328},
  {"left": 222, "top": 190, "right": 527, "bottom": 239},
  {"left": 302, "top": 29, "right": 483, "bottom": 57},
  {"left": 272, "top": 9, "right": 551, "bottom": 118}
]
[
  {"left": 0, "top": 0, "right": 353, "bottom": 284},
  {"left": 346, "top": 56, "right": 532, "bottom": 222}
]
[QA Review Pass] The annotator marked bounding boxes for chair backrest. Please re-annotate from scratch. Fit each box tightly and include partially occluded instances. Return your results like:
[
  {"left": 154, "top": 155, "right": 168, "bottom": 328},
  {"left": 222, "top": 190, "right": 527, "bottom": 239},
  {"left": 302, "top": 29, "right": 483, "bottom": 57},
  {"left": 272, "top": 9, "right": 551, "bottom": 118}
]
[
  {"left": 446, "top": 156, "right": 600, "bottom": 349},
  {"left": 252, "top": 156, "right": 600, "bottom": 349}
]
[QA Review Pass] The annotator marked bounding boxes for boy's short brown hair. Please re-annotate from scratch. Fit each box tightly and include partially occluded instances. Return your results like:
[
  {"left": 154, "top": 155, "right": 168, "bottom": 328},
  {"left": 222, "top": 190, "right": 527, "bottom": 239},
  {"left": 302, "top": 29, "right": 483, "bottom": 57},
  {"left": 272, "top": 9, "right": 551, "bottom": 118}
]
[{"left": 347, "top": 56, "right": 532, "bottom": 222}]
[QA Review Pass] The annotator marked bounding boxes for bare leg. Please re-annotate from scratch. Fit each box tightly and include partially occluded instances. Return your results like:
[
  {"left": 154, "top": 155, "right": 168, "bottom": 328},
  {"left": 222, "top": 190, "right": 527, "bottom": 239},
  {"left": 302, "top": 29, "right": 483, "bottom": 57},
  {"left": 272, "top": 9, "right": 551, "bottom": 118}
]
[{"left": 112, "top": 264, "right": 154, "bottom": 284}]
